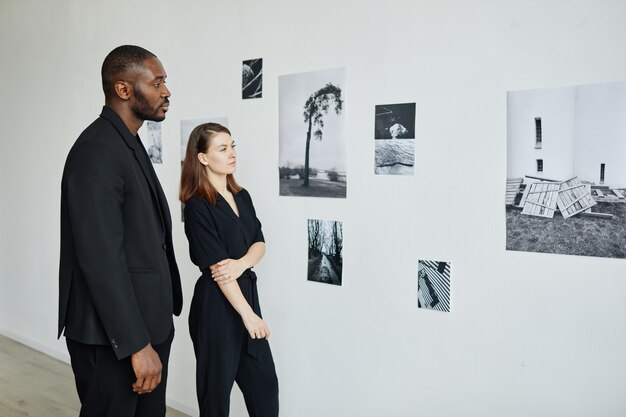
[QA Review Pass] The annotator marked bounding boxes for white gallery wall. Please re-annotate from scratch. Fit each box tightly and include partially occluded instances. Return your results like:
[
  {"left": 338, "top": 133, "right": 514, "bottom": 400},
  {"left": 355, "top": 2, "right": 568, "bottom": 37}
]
[
  {"left": 507, "top": 81, "right": 626, "bottom": 185},
  {"left": 507, "top": 87, "right": 577, "bottom": 180},
  {"left": 2, "top": 1, "right": 626, "bottom": 416},
  {"left": 575, "top": 82, "right": 626, "bottom": 186}
]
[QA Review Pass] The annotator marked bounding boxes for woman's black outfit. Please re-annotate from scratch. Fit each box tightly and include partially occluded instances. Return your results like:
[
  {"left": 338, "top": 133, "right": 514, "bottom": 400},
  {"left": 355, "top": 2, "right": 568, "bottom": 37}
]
[{"left": 184, "top": 190, "right": 278, "bottom": 417}]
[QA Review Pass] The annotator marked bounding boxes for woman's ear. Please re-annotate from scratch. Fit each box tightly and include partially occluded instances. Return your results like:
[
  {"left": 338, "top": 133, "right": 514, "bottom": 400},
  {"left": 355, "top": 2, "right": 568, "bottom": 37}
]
[{"left": 197, "top": 153, "right": 209, "bottom": 166}]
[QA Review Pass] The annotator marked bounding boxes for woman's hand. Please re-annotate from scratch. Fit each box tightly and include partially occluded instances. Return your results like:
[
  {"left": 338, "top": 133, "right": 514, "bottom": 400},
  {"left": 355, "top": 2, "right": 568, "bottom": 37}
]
[
  {"left": 242, "top": 312, "right": 270, "bottom": 340},
  {"left": 210, "top": 258, "right": 245, "bottom": 284}
]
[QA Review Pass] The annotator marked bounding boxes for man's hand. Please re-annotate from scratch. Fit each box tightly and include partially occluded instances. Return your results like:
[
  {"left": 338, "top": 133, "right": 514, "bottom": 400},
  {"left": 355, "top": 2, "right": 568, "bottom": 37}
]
[{"left": 131, "top": 343, "right": 162, "bottom": 394}]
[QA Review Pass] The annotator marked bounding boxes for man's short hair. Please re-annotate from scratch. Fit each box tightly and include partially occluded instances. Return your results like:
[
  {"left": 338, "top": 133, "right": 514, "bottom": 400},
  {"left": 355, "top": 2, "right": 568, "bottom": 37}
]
[{"left": 101, "top": 45, "right": 156, "bottom": 99}]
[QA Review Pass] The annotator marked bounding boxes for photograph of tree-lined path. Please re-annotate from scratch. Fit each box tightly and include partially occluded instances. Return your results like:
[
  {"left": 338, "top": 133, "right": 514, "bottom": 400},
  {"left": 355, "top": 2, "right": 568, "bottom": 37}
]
[{"left": 307, "top": 219, "right": 343, "bottom": 286}]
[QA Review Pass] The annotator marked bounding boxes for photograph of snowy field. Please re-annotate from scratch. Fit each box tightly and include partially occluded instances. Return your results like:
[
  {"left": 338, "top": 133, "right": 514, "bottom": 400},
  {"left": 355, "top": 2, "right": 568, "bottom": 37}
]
[{"left": 374, "top": 102, "right": 415, "bottom": 175}]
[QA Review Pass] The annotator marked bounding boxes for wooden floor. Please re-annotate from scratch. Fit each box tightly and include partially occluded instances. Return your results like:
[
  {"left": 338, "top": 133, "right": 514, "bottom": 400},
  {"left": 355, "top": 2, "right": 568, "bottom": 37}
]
[{"left": 0, "top": 334, "right": 189, "bottom": 417}]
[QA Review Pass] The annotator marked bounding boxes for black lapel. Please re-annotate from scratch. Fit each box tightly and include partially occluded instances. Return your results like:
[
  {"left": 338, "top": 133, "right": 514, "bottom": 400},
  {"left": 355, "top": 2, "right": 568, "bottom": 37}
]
[
  {"left": 139, "top": 141, "right": 168, "bottom": 232},
  {"left": 215, "top": 193, "right": 249, "bottom": 245},
  {"left": 215, "top": 193, "right": 240, "bottom": 223},
  {"left": 99, "top": 107, "right": 166, "bottom": 232},
  {"left": 154, "top": 177, "right": 172, "bottom": 231}
]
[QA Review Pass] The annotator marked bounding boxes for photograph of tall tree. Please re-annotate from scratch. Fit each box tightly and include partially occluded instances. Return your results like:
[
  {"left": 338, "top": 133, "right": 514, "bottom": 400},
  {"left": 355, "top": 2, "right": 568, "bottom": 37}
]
[
  {"left": 307, "top": 219, "right": 343, "bottom": 286},
  {"left": 279, "top": 68, "right": 347, "bottom": 198}
]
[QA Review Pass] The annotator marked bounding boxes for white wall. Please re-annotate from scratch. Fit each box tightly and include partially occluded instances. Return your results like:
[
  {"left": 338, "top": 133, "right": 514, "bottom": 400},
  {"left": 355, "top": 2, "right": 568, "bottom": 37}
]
[
  {"left": 575, "top": 82, "right": 626, "bottom": 186},
  {"left": 507, "top": 81, "right": 626, "bottom": 186},
  {"left": 507, "top": 87, "right": 577, "bottom": 180},
  {"left": 2, "top": 1, "right": 626, "bottom": 416}
]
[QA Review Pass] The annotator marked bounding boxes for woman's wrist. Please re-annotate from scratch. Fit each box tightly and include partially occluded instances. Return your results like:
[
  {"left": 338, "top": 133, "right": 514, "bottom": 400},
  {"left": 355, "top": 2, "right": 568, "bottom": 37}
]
[
  {"left": 240, "top": 307, "right": 256, "bottom": 320},
  {"left": 238, "top": 256, "right": 252, "bottom": 271}
]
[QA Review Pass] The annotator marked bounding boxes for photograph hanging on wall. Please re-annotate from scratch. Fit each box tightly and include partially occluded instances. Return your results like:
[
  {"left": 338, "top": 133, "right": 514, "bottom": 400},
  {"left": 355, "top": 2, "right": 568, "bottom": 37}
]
[
  {"left": 242, "top": 58, "right": 262, "bottom": 99},
  {"left": 374, "top": 102, "right": 415, "bottom": 175},
  {"left": 180, "top": 117, "right": 229, "bottom": 221},
  {"left": 506, "top": 81, "right": 626, "bottom": 258},
  {"left": 307, "top": 219, "right": 343, "bottom": 286},
  {"left": 279, "top": 67, "right": 347, "bottom": 198},
  {"left": 417, "top": 260, "right": 451, "bottom": 312},
  {"left": 140, "top": 121, "right": 163, "bottom": 164}
]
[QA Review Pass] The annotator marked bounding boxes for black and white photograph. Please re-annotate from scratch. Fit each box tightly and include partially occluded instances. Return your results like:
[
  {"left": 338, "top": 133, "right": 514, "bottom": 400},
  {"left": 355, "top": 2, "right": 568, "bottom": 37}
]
[
  {"left": 374, "top": 102, "right": 416, "bottom": 175},
  {"left": 307, "top": 219, "right": 343, "bottom": 286},
  {"left": 506, "top": 81, "right": 626, "bottom": 258},
  {"left": 180, "top": 117, "right": 229, "bottom": 222},
  {"left": 279, "top": 68, "right": 346, "bottom": 198},
  {"left": 242, "top": 58, "right": 262, "bottom": 99},
  {"left": 417, "top": 260, "right": 451, "bottom": 312},
  {"left": 141, "top": 121, "right": 162, "bottom": 163}
]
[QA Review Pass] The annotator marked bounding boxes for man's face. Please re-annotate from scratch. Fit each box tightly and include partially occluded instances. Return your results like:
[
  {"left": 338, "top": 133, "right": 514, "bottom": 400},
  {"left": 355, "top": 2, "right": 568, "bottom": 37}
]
[{"left": 130, "top": 57, "right": 170, "bottom": 122}]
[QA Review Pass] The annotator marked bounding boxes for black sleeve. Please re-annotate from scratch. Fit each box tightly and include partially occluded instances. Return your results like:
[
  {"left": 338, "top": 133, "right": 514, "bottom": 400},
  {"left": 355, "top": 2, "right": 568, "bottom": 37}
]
[
  {"left": 242, "top": 189, "right": 264, "bottom": 244},
  {"left": 184, "top": 198, "right": 231, "bottom": 270}
]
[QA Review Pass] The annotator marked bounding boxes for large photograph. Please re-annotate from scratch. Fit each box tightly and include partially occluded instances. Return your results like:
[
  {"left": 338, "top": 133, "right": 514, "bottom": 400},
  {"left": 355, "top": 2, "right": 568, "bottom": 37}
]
[
  {"left": 417, "top": 260, "right": 451, "bottom": 312},
  {"left": 307, "top": 219, "right": 343, "bottom": 286},
  {"left": 374, "top": 102, "right": 415, "bottom": 175},
  {"left": 506, "top": 81, "right": 626, "bottom": 258},
  {"left": 279, "top": 68, "right": 347, "bottom": 198}
]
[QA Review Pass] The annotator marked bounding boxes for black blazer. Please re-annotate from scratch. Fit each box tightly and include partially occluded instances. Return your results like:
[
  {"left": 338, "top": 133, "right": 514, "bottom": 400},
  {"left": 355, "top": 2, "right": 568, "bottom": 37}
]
[{"left": 59, "top": 106, "right": 183, "bottom": 359}]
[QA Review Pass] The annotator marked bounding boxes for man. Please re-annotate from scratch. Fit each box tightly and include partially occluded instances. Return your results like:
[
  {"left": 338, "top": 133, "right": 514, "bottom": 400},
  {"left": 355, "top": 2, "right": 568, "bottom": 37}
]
[{"left": 59, "top": 45, "right": 183, "bottom": 417}]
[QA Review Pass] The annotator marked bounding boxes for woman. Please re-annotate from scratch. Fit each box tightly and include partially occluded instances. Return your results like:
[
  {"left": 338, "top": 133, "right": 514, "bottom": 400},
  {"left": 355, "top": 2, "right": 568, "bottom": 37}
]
[{"left": 180, "top": 123, "right": 279, "bottom": 417}]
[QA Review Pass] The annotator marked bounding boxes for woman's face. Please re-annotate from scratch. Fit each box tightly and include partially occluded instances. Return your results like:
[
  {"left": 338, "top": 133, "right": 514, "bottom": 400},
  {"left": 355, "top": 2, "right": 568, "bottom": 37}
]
[{"left": 198, "top": 132, "right": 237, "bottom": 176}]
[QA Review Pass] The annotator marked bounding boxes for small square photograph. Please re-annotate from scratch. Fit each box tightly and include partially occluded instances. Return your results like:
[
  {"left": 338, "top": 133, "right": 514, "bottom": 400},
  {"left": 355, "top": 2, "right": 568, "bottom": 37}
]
[
  {"left": 142, "top": 121, "right": 162, "bottom": 164},
  {"left": 242, "top": 58, "right": 262, "bottom": 99},
  {"left": 307, "top": 219, "right": 343, "bottom": 286},
  {"left": 417, "top": 260, "right": 451, "bottom": 312},
  {"left": 374, "top": 102, "right": 416, "bottom": 175}
]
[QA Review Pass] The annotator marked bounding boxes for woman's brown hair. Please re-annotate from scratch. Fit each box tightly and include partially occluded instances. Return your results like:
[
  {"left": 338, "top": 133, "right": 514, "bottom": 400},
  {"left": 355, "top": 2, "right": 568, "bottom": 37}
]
[{"left": 179, "top": 123, "right": 242, "bottom": 205}]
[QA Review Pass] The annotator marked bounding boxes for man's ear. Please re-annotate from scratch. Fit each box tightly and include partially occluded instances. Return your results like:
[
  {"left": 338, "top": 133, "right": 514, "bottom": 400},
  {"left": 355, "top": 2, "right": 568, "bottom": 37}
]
[{"left": 114, "top": 80, "right": 132, "bottom": 101}]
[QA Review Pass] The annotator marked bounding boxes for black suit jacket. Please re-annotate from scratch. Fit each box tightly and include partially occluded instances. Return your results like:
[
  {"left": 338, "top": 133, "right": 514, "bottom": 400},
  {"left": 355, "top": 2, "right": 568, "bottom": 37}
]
[{"left": 59, "top": 106, "right": 183, "bottom": 359}]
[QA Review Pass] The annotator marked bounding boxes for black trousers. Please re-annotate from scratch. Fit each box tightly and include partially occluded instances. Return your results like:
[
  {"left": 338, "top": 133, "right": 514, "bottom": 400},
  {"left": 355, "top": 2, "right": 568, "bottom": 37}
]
[
  {"left": 66, "top": 329, "right": 174, "bottom": 417},
  {"left": 190, "top": 274, "right": 279, "bottom": 417}
]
